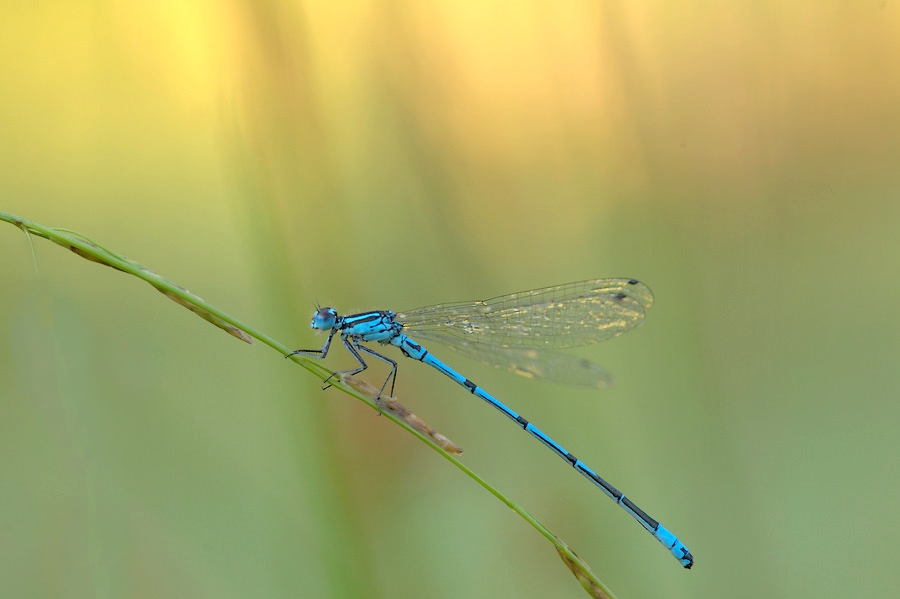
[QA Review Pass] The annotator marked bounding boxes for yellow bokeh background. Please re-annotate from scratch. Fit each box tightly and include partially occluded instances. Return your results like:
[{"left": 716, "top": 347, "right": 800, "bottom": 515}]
[{"left": 2, "top": 2, "right": 899, "bottom": 598}]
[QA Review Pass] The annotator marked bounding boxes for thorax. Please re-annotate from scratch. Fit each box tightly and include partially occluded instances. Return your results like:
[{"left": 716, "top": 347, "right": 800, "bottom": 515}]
[{"left": 341, "top": 310, "right": 402, "bottom": 343}]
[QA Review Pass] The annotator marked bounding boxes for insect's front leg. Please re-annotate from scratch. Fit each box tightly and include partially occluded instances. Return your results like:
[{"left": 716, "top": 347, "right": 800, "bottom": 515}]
[{"left": 286, "top": 328, "right": 338, "bottom": 359}]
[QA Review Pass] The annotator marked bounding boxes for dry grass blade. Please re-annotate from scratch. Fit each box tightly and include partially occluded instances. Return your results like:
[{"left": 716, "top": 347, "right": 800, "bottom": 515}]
[
  {"left": 340, "top": 373, "right": 463, "bottom": 455},
  {"left": 556, "top": 547, "right": 617, "bottom": 599},
  {"left": 1, "top": 211, "right": 254, "bottom": 345}
]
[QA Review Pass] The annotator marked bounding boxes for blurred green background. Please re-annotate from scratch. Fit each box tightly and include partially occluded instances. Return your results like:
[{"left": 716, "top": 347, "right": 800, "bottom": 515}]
[{"left": 1, "top": 2, "right": 898, "bottom": 598}]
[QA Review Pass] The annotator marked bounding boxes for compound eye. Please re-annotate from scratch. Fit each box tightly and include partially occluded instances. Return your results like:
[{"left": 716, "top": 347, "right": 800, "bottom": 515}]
[{"left": 310, "top": 307, "right": 337, "bottom": 330}]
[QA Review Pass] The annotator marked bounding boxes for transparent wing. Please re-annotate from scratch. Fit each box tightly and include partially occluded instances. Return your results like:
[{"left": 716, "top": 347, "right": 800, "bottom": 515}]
[
  {"left": 396, "top": 279, "right": 653, "bottom": 350},
  {"left": 412, "top": 330, "right": 615, "bottom": 388}
]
